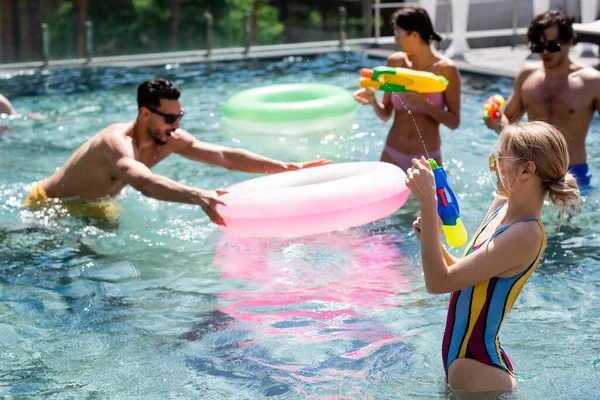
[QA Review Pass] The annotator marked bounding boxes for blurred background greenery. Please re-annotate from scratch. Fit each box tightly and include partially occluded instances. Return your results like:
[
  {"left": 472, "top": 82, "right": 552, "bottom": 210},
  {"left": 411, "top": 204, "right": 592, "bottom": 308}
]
[{"left": 0, "top": 0, "right": 373, "bottom": 63}]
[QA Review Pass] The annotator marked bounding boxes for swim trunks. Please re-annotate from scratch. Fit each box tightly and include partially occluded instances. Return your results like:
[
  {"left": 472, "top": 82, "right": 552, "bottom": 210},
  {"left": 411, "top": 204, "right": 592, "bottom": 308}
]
[
  {"left": 23, "top": 184, "right": 120, "bottom": 222},
  {"left": 568, "top": 163, "right": 591, "bottom": 188}
]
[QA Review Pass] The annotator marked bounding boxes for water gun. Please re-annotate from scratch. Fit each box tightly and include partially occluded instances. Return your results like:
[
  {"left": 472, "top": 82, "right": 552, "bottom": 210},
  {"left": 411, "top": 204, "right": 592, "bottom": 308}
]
[
  {"left": 360, "top": 66, "right": 448, "bottom": 93},
  {"left": 483, "top": 95, "right": 505, "bottom": 120},
  {"left": 427, "top": 159, "right": 468, "bottom": 248}
]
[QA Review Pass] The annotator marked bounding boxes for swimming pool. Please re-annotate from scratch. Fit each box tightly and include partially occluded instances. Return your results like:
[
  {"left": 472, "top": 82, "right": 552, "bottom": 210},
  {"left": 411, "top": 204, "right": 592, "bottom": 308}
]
[{"left": 1, "top": 53, "right": 599, "bottom": 398}]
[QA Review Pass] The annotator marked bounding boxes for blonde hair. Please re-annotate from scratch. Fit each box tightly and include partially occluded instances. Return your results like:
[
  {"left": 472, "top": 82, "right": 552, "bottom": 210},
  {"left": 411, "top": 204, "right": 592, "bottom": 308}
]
[{"left": 499, "top": 121, "right": 580, "bottom": 218}]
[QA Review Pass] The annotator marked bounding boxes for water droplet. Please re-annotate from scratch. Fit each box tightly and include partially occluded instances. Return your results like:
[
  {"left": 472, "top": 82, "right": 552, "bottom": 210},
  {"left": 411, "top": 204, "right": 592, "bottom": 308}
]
[{"left": 393, "top": 93, "right": 429, "bottom": 159}]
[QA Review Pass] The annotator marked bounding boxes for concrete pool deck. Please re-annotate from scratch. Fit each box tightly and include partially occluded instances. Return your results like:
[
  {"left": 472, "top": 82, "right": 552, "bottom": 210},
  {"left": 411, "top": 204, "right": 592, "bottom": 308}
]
[{"left": 0, "top": 38, "right": 598, "bottom": 80}]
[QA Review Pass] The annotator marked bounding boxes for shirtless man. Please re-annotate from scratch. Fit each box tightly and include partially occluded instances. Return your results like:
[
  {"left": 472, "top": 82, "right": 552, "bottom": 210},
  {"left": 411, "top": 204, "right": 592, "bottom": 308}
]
[
  {"left": 24, "top": 79, "right": 330, "bottom": 225},
  {"left": 484, "top": 10, "right": 600, "bottom": 187}
]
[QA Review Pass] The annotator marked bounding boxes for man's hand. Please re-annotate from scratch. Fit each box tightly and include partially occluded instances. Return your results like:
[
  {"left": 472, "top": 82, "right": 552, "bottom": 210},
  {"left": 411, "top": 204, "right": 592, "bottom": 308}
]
[
  {"left": 483, "top": 112, "right": 503, "bottom": 134},
  {"left": 198, "top": 189, "right": 228, "bottom": 225},
  {"left": 285, "top": 159, "right": 332, "bottom": 170}
]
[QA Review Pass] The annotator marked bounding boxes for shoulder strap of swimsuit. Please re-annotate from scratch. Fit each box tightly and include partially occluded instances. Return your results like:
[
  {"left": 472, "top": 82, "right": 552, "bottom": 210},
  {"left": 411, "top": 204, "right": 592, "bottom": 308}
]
[
  {"left": 480, "top": 217, "right": 539, "bottom": 246},
  {"left": 471, "top": 202, "right": 507, "bottom": 243}
]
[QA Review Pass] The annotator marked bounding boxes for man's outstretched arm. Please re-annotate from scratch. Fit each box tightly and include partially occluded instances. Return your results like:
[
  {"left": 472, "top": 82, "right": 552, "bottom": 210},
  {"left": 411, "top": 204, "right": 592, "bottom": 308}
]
[
  {"left": 104, "top": 133, "right": 227, "bottom": 225},
  {"left": 174, "top": 130, "right": 331, "bottom": 173}
]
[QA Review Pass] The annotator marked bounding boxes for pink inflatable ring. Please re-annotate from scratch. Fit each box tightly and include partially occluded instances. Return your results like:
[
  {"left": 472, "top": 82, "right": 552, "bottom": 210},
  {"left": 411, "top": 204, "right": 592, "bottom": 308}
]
[{"left": 217, "top": 162, "right": 410, "bottom": 237}]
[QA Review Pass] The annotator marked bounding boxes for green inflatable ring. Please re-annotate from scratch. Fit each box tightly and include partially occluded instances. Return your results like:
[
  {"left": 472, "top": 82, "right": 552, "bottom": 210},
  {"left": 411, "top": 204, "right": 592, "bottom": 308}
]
[{"left": 223, "top": 83, "right": 357, "bottom": 135}]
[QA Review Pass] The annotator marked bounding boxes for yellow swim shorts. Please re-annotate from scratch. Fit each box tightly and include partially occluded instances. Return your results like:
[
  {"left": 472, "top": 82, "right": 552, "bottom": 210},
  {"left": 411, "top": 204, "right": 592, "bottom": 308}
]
[{"left": 23, "top": 184, "right": 120, "bottom": 223}]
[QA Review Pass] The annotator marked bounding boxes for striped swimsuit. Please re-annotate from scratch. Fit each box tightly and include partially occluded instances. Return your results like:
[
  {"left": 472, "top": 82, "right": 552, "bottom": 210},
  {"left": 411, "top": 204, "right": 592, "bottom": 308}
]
[{"left": 442, "top": 203, "right": 546, "bottom": 377}]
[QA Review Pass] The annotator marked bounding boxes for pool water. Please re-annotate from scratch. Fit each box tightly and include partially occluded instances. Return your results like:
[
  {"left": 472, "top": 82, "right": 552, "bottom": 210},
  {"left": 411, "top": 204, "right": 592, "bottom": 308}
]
[{"left": 1, "top": 53, "right": 599, "bottom": 398}]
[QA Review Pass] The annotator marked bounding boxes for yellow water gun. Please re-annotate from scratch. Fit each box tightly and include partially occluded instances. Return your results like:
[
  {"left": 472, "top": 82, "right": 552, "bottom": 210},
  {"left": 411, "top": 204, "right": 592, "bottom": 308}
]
[{"left": 360, "top": 66, "right": 448, "bottom": 93}]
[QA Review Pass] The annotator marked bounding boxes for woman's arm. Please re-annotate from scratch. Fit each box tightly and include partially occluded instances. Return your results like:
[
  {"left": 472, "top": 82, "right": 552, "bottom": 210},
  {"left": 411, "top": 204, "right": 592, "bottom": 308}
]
[
  {"left": 442, "top": 246, "right": 460, "bottom": 265},
  {"left": 428, "top": 61, "right": 461, "bottom": 129},
  {"left": 406, "top": 158, "right": 542, "bottom": 294},
  {"left": 413, "top": 212, "right": 458, "bottom": 265},
  {"left": 372, "top": 92, "right": 394, "bottom": 122},
  {"left": 353, "top": 88, "right": 394, "bottom": 122}
]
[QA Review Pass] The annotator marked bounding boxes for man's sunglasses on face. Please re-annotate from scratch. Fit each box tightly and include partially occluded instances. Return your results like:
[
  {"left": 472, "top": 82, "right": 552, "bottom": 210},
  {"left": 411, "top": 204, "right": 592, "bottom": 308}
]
[
  {"left": 530, "top": 40, "right": 561, "bottom": 53},
  {"left": 147, "top": 107, "right": 185, "bottom": 124}
]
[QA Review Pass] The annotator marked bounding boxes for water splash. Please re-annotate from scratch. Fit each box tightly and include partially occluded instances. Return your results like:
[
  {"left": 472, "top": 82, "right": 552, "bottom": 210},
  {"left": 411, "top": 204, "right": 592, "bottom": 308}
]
[{"left": 392, "top": 93, "right": 429, "bottom": 160}]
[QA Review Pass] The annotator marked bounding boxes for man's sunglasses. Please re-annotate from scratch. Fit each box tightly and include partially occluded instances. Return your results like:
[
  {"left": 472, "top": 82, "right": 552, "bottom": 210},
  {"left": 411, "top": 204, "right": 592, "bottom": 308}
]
[
  {"left": 147, "top": 107, "right": 185, "bottom": 124},
  {"left": 530, "top": 40, "right": 561, "bottom": 53}
]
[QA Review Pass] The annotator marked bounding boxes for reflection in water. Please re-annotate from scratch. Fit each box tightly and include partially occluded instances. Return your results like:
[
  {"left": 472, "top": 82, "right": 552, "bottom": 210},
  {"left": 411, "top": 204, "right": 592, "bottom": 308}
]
[
  {"left": 187, "top": 229, "right": 417, "bottom": 396},
  {"left": 215, "top": 230, "right": 410, "bottom": 332}
]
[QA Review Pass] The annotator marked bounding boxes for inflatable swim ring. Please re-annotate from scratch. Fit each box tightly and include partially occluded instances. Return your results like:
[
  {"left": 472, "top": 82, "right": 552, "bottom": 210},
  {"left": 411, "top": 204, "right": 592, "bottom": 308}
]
[
  {"left": 216, "top": 162, "right": 410, "bottom": 237},
  {"left": 222, "top": 83, "right": 357, "bottom": 135},
  {"left": 359, "top": 66, "right": 448, "bottom": 93}
]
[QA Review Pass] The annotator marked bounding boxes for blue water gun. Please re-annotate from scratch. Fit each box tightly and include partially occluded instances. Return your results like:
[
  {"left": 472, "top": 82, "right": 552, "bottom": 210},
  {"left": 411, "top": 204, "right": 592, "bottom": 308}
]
[{"left": 427, "top": 159, "right": 468, "bottom": 248}]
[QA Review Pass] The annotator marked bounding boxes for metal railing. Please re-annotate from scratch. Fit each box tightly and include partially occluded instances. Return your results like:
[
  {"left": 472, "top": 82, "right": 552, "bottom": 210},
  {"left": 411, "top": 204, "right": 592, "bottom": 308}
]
[
  {"left": 7, "top": 2, "right": 596, "bottom": 70},
  {"left": 15, "top": 8, "right": 355, "bottom": 70},
  {"left": 204, "top": 12, "right": 213, "bottom": 58}
]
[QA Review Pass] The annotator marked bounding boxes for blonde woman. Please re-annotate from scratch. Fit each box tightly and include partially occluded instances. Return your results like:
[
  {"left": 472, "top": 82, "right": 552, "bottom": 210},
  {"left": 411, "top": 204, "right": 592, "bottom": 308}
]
[
  {"left": 406, "top": 121, "right": 580, "bottom": 392},
  {"left": 353, "top": 6, "right": 461, "bottom": 171}
]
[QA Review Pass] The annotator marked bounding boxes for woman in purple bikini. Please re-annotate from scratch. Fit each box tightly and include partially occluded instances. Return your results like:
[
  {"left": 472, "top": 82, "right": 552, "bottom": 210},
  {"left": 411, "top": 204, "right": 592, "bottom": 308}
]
[{"left": 353, "top": 6, "right": 461, "bottom": 171}]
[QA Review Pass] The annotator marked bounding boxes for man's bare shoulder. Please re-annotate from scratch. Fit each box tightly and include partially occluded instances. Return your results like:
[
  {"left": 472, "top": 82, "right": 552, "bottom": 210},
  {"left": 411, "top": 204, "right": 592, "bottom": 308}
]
[
  {"left": 97, "top": 122, "right": 133, "bottom": 142},
  {"left": 387, "top": 52, "right": 409, "bottom": 67},
  {"left": 512, "top": 63, "right": 540, "bottom": 88},
  {"left": 92, "top": 122, "right": 135, "bottom": 157},
  {"left": 166, "top": 128, "right": 197, "bottom": 152},
  {"left": 517, "top": 63, "right": 540, "bottom": 77},
  {"left": 100, "top": 122, "right": 131, "bottom": 135},
  {"left": 574, "top": 64, "right": 600, "bottom": 83}
]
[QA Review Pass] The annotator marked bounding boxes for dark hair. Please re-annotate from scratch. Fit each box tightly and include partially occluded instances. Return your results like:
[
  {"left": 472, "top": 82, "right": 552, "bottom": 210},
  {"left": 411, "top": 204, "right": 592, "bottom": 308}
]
[
  {"left": 137, "top": 79, "right": 181, "bottom": 110},
  {"left": 527, "top": 10, "right": 575, "bottom": 44},
  {"left": 391, "top": 6, "right": 442, "bottom": 43}
]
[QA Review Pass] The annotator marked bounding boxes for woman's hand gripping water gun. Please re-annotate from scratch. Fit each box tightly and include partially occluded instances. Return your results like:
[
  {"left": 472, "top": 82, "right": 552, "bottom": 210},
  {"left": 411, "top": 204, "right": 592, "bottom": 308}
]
[
  {"left": 359, "top": 66, "right": 448, "bottom": 93},
  {"left": 406, "top": 157, "right": 468, "bottom": 248},
  {"left": 428, "top": 159, "right": 468, "bottom": 247},
  {"left": 483, "top": 95, "right": 505, "bottom": 121}
]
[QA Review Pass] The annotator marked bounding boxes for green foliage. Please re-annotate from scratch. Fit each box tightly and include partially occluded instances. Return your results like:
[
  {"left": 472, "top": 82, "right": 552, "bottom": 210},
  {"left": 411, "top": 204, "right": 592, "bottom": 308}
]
[
  {"left": 308, "top": 10, "right": 322, "bottom": 26},
  {"left": 43, "top": 0, "right": 284, "bottom": 56},
  {"left": 217, "top": 0, "right": 284, "bottom": 46},
  {"left": 41, "top": 0, "right": 368, "bottom": 58}
]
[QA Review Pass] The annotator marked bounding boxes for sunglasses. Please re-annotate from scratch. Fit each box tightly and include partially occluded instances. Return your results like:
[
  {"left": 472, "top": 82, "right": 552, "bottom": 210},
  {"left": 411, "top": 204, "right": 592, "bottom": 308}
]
[
  {"left": 393, "top": 29, "right": 408, "bottom": 38},
  {"left": 530, "top": 40, "right": 561, "bottom": 53},
  {"left": 147, "top": 107, "right": 185, "bottom": 124},
  {"left": 489, "top": 153, "right": 497, "bottom": 172}
]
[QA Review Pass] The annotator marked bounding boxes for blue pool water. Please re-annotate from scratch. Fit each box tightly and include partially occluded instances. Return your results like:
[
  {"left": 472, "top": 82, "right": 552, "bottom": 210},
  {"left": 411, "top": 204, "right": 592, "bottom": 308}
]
[{"left": 1, "top": 53, "right": 599, "bottom": 398}]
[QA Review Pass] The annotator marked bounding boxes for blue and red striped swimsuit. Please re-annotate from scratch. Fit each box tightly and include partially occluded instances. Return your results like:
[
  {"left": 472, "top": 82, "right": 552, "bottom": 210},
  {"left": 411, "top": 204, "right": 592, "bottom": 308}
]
[{"left": 442, "top": 203, "right": 546, "bottom": 377}]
